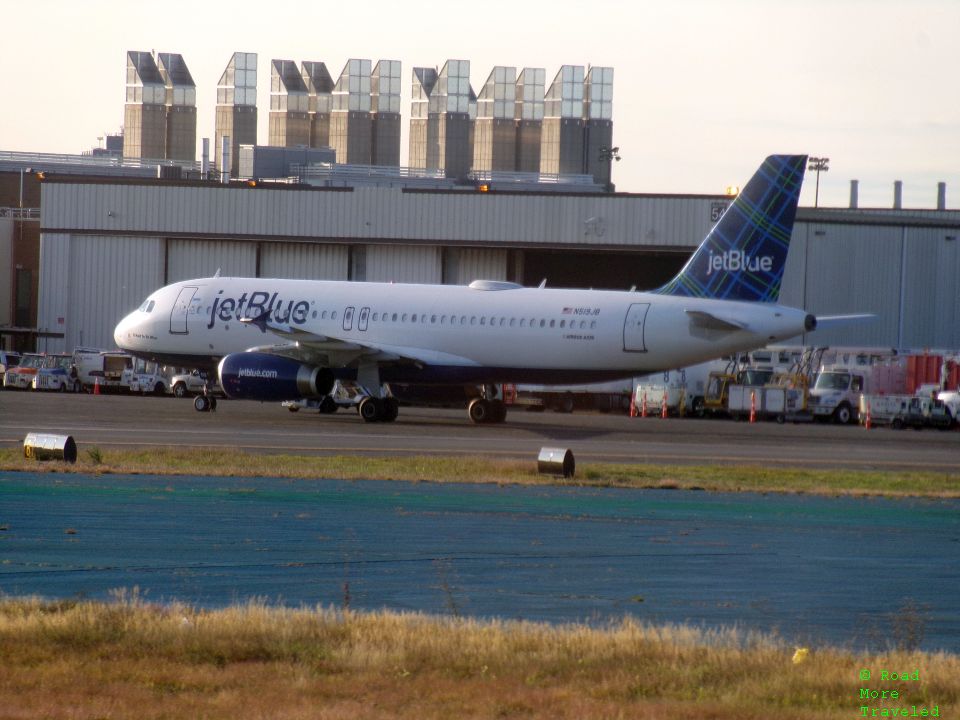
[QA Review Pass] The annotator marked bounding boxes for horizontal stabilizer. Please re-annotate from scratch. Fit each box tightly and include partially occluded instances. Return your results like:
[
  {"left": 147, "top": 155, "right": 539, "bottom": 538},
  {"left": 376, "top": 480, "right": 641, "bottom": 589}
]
[
  {"left": 685, "top": 309, "right": 748, "bottom": 331},
  {"left": 811, "top": 314, "right": 876, "bottom": 330}
]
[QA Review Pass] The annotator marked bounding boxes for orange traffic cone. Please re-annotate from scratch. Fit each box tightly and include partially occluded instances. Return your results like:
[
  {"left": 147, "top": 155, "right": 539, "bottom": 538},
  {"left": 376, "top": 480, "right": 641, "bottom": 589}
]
[
  {"left": 94, "top": 377, "right": 101, "bottom": 395},
  {"left": 661, "top": 395, "right": 668, "bottom": 419},
  {"left": 749, "top": 390, "right": 756, "bottom": 423},
  {"left": 629, "top": 395, "right": 637, "bottom": 418},
  {"left": 865, "top": 401, "right": 872, "bottom": 430},
  {"left": 641, "top": 392, "right": 648, "bottom": 418}
]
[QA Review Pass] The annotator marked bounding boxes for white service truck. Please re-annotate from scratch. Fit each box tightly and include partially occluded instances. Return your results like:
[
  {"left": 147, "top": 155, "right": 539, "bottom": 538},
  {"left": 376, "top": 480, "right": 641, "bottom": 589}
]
[{"left": 808, "top": 360, "right": 907, "bottom": 424}]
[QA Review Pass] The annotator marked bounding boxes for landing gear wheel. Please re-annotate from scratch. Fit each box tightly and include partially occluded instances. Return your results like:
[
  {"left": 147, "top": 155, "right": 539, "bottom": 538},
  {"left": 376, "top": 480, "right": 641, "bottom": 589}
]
[
  {"left": 557, "top": 393, "right": 575, "bottom": 414},
  {"left": 381, "top": 397, "right": 400, "bottom": 423},
  {"left": 468, "top": 398, "right": 491, "bottom": 424},
  {"left": 318, "top": 396, "right": 339, "bottom": 414},
  {"left": 359, "top": 396, "right": 382, "bottom": 423},
  {"left": 194, "top": 395, "right": 211, "bottom": 412}
]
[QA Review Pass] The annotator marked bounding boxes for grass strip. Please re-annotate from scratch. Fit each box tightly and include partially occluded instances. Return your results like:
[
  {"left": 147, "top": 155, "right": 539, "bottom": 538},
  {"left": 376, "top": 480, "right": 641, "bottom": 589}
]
[
  {"left": 0, "top": 596, "right": 955, "bottom": 720},
  {"left": 1, "top": 447, "right": 959, "bottom": 498}
]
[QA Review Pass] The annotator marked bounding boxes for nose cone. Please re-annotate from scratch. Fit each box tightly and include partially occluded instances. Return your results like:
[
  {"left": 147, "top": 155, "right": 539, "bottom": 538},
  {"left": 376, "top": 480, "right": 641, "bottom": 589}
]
[{"left": 114, "top": 312, "right": 138, "bottom": 350}]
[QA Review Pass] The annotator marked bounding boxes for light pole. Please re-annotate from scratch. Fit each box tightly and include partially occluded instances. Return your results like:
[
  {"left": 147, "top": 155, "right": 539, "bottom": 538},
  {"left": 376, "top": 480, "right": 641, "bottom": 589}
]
[
  {"left": 808, "top": 157, "right": 829, "bottom": 208},
  {"left": 598, "top": 146, "right": 621, "bottom": 192}
]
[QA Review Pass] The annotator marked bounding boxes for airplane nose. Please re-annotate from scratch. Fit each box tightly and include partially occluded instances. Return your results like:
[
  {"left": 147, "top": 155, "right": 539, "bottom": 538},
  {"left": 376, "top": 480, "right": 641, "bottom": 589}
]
[{"left": 114, "top": 313, "right": 136, "bottom": 350}]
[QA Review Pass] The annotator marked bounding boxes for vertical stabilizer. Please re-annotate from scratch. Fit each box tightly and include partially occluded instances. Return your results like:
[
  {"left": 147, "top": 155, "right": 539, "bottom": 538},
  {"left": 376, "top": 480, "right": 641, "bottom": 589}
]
[{"left": 656, "top": 154, "right": 806, "bottom": 302}]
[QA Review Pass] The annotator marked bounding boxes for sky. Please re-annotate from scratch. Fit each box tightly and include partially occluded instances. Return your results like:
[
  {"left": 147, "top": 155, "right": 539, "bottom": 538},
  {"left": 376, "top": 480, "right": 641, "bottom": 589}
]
[{"left": 1, "top": 0, "right": 957, "bottom": 209}]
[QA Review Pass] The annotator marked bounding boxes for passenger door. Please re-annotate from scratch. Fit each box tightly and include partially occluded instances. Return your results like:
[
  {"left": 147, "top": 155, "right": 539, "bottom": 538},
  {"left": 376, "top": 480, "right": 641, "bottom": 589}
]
[
  {"left": 623, "top": 303, "right": 650, "bottom": 352},
  {"left": 169, "top": 286, "right": 198, "bottom": 335}
]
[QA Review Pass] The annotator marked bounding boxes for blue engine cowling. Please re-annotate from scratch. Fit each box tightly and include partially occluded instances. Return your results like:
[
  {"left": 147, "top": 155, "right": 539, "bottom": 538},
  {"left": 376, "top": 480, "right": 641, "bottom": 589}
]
[{"left": 218, "top": 352, "right": 335, "bottom": 401}]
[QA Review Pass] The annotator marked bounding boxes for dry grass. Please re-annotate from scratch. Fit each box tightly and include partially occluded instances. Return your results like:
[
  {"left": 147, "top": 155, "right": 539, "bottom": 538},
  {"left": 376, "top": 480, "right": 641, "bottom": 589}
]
[
  {"left": 2, "top": 446, "right": 959, "bottom": 498},
  {"left": 0, "top": 595, "right": 956, "bottom": 719}
]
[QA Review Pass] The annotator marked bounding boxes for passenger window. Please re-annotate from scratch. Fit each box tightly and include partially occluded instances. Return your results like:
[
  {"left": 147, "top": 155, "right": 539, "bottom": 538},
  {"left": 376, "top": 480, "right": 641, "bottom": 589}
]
[
  {"left": 431, "top": 315, "right": 437, "bottom": 323},
  {"left": 460, "top": 315, "right": 467, "bottom": 324},
  {"left": 372, "top": 312, "right": 379, "bottom": 322},
  {"left": 402, "top": 313, "right": 408, "bottom": 322},
  {"left": 312, "top": 311, "right": 317, "bottom": 319},
  {"left": 549, "top": 319, "right": 555, "bottom": 328},
  {"left": 560, "top": 320, "right": 565, "bottom": 328},
  {"left": 411, "top": 314, "right": 417, "bottom": 322},
  {"left": 520, "top": 319, "right": 526, "bottom": 327},
  {"left": 539, "top": 319, "right": 546, "bottom": 328},
  {"left": 579, "top": 320, "right": 586, "bottom": 329},
  {"left": 392, "top": 313, "right": 398, "bottom": 322},
  {"left": 470, "top": 316, "right": 477, "bottom": 326},
  {"left": 590, "top": 321, "right": 597, "bottom": 329},
  {"left": 441, "top": 315, "right": 446, "bottom": 324},
  {"left": 480, "top": 317, "right": 486, "bottom": 326},
  {"left": 332, "top": 311, "right": 338, "bottom": 320},
  {"left": 321, "top": 310, "right": 328, "bottom": 319},
  {"left": 422, "top": 315, "right": 427, "bottom": 323},
  {"left": 510, "top": 318, "right": 516, "bottom": 327}
]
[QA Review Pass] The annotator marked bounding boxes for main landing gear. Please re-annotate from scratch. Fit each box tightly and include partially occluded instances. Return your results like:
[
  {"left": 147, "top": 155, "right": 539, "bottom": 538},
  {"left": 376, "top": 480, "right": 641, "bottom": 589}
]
[
  {"left": 467, "top": 397, "right": 507, "bottom": 424},
  {"left": 358, "top": 396, "right": 400, "bottom": 423}
]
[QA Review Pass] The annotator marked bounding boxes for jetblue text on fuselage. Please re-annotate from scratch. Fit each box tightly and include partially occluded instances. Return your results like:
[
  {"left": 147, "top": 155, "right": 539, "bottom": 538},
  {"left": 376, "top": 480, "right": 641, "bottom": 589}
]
[
  {"left": 705, "top": 249, "right": 774, "bottom": 276},
  {"left": 207, "top": 290, "right": 310, "bottom": 329}
]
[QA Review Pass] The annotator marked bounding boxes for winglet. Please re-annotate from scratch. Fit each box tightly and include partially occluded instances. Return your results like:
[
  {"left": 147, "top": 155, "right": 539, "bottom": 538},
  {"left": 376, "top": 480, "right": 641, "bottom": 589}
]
[{"left": 655, "top": 155, "right": 807, "bottom": 303}]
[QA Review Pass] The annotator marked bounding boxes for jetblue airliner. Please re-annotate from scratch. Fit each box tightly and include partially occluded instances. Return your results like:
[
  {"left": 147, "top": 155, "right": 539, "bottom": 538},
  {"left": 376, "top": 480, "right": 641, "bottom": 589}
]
[{"left": 115, "top": 155, "right": 844, "bottom": 423}]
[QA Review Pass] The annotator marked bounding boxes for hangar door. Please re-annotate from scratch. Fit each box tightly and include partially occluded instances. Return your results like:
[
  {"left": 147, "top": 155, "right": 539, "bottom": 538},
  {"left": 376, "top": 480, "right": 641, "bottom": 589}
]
[
  {"left": 260, "top": 243, "right": 349, "bottom": 280},
  {"left": 166, "top": 239, "right": 256, "bottom": 283}
]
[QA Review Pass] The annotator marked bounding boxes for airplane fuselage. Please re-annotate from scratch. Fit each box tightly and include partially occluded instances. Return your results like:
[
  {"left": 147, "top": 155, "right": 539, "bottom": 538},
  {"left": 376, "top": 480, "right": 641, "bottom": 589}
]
[{"left": 115, "top": 276, "right": 811, "bottom": 385}]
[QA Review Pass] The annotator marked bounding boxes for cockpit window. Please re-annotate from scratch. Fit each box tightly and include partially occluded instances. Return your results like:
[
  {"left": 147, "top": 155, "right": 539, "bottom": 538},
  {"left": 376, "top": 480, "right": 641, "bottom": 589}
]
[
  {"left": 138, "top": 299, "right": 157, "bottom": 313},
  {"left": 146, "top": 300, "right": 155, "bottom": 313}
]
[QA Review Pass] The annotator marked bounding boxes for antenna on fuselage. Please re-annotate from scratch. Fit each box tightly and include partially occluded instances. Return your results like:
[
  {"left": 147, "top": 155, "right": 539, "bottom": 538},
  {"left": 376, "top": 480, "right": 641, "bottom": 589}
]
[
  {"left": 538, "top": 279, "right": 547, "bottom": 289},
  {"left": 213, "top": 268, "right": 221, "bottom": 278}
]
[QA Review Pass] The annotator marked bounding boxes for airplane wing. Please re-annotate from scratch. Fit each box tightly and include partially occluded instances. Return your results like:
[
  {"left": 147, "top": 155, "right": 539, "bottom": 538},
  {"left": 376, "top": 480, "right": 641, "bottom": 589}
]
[
  {"left": 239, "top": 311, "right": 479, "bottom": 369},
  {"left": 685, "top": 309, "right": 748, "bottom": 332}
]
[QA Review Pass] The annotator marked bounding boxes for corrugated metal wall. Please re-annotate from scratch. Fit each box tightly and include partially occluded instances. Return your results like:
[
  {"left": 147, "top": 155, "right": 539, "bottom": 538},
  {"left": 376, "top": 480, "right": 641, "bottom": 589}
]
[
  {"left": 444, "top": 248, "right": 508, "bottom": 284},
  {"left": 365, "top": 245, "right": 441, "bottom": 283},
  {"left": 38, "top": 234, "right": 164, "bottom": 353},
  {"left": 166, "top": 239, "right": 256, "bottom": 282},
  {"left": 259, "top": 243, "right": 349, "bottom": 280},
  {"left": 42, "top": 183, "right": 721, "bottom": 250}
]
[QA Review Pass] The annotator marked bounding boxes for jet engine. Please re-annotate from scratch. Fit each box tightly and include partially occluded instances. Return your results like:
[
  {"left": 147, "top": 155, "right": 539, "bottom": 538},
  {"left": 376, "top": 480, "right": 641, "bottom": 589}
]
[{"left": 218, "top": 352, "right": 335, "bottom": 402}]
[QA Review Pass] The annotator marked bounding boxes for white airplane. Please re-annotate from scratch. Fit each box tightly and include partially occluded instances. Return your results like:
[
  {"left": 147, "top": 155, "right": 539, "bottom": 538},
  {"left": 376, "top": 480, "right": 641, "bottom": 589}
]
[{"left": 114, "top": 154, "right": 850, "bottom": 423}]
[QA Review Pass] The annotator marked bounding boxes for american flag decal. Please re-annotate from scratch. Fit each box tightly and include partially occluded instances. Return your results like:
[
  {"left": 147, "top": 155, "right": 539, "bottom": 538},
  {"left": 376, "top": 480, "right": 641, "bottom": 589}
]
[{"left": 562, "top": 307, "right": 573, "bottom": 314}]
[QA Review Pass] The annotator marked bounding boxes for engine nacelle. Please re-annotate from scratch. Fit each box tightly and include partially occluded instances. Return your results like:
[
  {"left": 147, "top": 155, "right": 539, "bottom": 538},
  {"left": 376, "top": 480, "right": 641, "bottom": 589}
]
[{"left": 218, "top": 352, "right": 335, "bottom": 401}]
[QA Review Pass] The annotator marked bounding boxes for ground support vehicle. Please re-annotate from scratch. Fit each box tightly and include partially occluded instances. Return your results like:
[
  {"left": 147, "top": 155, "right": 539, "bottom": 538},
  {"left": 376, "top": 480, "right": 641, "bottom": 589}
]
[
  {"left": 31, "top": 354, "right": 75, "bottom": 391},
  {"left": 0, "top": 351, "right": 21, "bottom": 384},
  {"left": 889, "top": 397, "right": 954, "bottom": 430},
  {"left": 3, "top": 353, "right": 43, "bottom": 389},
  {"left": 633, "top": 360, "right": 729, "bottom": 417},
  {"left": 727, "top": 374, "right": 810, "bottom": 423},
  {"left": 809, "top": 360, "right": 907, "bottom": 425},
  {"left": 73, "top": 350, "right": 134, "bottom": 393}
]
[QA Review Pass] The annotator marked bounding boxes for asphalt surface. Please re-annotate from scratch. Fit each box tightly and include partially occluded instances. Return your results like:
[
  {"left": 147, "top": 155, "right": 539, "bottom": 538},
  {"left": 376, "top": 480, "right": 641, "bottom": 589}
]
[{"left": 2, "top": 390, "right": 957, "bottom": 471}]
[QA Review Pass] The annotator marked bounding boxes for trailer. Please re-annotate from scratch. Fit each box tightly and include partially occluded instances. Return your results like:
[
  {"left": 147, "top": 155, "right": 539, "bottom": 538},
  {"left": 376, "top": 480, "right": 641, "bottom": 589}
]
[{"left": 727, "top": 373, "right": 810, "bottom": 422}]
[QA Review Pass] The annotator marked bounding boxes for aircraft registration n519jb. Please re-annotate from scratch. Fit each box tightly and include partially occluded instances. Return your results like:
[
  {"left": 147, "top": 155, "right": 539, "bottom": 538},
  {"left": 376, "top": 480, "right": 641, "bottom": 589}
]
[{"left": 115, "top": 155, "right": 849, "bottom": 424}]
